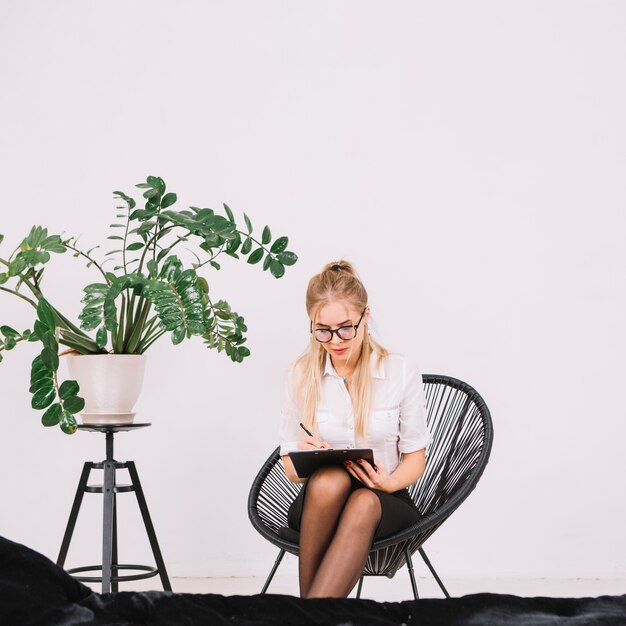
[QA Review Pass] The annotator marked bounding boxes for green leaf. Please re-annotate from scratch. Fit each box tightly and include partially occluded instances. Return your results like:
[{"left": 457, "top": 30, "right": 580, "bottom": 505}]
[
  {"left": 262, "top": 226, "right": 271, "bottom": 245},
  {"left": 3, "top": 336, "right": 16, "bottom": 350},
  {"left": 59, "top": 410, "right": 78, "bottom": 434},
  {"left": 226, "top": 231, "right": 242, "bottom": 255},
  {"left": 37, "top": 299, "right": 56, "bottom": 332},
  {"left": 0, "top": 325, "right": 19, "bottom": 339},
  {"left": 41, "top": 331, "right": 58, "bottom": 355},
  {"left": 59, "top": 380, "right": 80, "bottom": 399},
  {"left": 270, "top": 236, "right": 288, "bottom": 254},
  {"left": 96, "top": 326, "right": 107, "bottom": 349},
  {"left": 263, "top": 254, "right": 272, "bottom": 271},
  {"left": 31, "top": 387, "right": 56, "bottom": 410},
  {"left": 8, "top": 257, "right": 26, "bottom": 276},
  {"left": 29, "top": 371, "right": 53, "bottom": 394},
  {"left": 41, "top": 403, "right": 62, "bottom": 427},
  {"left": 32, "top": 320, "right": 47, "bottom": 340},
  {"left": 0, "top": 272, "right": 8, "bottom": 285},
  {"left": 244, "top": 213, "right": 253, "bottom": 234},
  {"left": 63, "top": 395, "right": 85, "bottom": 414},
  {"left": 241, "top": 237, "right": 252, "bottom": 255},
  {"left": 161, "top": 192, "right": 177, "bottom": 209},
  {"left": 276, "top": 251, "right": 298, "bottom": 266},
  {"left": 126, "top": 242, "right": 145, "bottom": 251},
  {"left": 210, "top": 261, "right": 221, "bottom": 271},
  {"left": 40, "top": 235, "right": 66, "bottom": 253},
  {"left": 247, "top": 248, "right": 264, "bottom": 265},
  {"left": 270, "top": 259, "right": 286, "bottom": 278},
  {"left": 171, "top": 326, "right": 186, "bottom": 345},
  {"left": 40, "top": 347, "right": 59, "bottom": 371},
  {"left": 146, "top": 259, "right": 158, "bottom": 277},
  {"left": 223, "top": 203, "right": 235, "bottom": 223}
]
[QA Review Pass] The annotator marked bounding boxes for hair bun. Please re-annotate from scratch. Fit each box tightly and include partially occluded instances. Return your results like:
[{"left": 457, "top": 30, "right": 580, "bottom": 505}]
[{"left": 324, "top": 260, "right": 356, "bottom": 276}]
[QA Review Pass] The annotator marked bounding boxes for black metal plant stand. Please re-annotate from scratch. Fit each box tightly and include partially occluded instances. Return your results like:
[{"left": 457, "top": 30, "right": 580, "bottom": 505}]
[{"left": 56, "top": 423, "right": 171, "bottom": 593}]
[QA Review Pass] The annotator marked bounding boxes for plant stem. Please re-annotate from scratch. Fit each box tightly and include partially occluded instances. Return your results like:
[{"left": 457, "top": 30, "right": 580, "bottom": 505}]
[
  {"left": 114, "top": 294, "right": 126, "bottom": 353},
  {"left": 0, "top": 285, "right": 38, "bottom": 308},
  {"left": 59, "top": 330, "right": 102, "bottom": 354},
  {"left": 138, "top": 329, "right": 166, "bottom": 353},
  {"left": 137, "top": 225, "right": 175, "bottom": 274},
  {"left": 126, "top": 298, "right": 151, "bottom": 353},
  {"left": 62, "top": 240, "right": 111, "bottom": 284}
]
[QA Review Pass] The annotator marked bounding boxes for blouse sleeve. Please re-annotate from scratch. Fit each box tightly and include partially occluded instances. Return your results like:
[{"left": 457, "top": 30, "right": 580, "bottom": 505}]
[
  {"left": 398, "top": 357, "right": 431, "bottom": 454},
  {"left": 278, "top": 367, "right": 302, "bottom": 456}
]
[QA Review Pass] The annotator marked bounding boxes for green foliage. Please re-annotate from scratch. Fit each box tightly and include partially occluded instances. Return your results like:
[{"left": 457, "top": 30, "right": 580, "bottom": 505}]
[
  {"left": 27, "top": 301, "right": 85, "bottom": 434},
  {"left": 0, "top": 175, "right": 298, "bottom": 434}
]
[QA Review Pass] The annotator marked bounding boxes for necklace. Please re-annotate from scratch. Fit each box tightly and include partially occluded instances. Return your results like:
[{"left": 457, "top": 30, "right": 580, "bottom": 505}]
[{"left": 337, "top": 369, "right": 353, "bottom": 384}]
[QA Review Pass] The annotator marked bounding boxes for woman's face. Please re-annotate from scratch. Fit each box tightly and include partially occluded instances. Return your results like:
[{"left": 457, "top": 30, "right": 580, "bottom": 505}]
[{"left": 313, "top": 299, "right": 369, "bottom": 367}]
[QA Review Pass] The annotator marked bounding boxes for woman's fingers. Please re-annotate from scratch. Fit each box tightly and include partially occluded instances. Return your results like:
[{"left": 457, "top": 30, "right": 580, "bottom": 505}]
[
  {"left": 297, "top": 437, "right": 332, "bottom": 450},
  {"left": 344, "top": 460, "right": 372, "bottom": 487}
]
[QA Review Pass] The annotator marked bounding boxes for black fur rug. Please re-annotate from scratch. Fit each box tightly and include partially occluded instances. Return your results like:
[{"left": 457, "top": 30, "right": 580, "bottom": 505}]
[{"left": 1, "top": 536, "right": 625, "bottom": 625}]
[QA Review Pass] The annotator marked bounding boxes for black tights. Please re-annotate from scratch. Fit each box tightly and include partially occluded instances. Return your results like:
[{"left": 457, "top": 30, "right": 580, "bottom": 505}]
[{"left": 298, "top": 466, "right": 382, "bottom": 598}]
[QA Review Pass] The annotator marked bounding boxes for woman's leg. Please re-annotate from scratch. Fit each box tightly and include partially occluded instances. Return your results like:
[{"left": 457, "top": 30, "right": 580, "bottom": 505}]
[
  {"left": 306, "top": 488, "right": 382, "bottom": 598},
  {"left": 298, "top": 466, "right": 352, "bottom": 597}
]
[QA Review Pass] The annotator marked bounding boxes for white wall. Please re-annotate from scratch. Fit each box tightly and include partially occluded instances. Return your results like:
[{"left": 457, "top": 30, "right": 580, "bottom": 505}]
[{"left": 1, "top": 0, "right": 625, "bottom": 580}]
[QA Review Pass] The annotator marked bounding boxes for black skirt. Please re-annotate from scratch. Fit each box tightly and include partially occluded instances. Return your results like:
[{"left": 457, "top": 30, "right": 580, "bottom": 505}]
[{"left": 288, "top": 473, "right": 422, "bottom": 540}]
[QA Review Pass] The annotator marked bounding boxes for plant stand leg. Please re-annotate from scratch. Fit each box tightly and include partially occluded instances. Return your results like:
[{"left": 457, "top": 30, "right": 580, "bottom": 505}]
[
  {"left": 57, "top": 462, "right": 92, "bottom": 568},
  {"left": 127, "top": 461, "right": 171, "bottom": 591},
  {"left": 111, "top": 493, "right": 119, "bottom": 593},
  {"left": 101, "top": 431, "right": 117, "bottom": 593}
]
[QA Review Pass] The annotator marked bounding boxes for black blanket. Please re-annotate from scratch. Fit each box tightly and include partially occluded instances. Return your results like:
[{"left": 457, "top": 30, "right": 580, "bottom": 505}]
[{"left": 1, "top": 536, "right": 625, "bottom": 625}]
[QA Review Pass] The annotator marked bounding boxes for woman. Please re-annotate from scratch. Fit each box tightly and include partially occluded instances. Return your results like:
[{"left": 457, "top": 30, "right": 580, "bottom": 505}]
[{"left": 279, "top": 260, "right": 431, "bottom": 598}]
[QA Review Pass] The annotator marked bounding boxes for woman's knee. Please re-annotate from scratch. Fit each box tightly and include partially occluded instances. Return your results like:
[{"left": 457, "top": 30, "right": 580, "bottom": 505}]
[
  {"left": 343, "top": 489, "right": 382, "bottom": 524},
  {"left": 307, "top": 466, "right": 351, "bottom": 499}
]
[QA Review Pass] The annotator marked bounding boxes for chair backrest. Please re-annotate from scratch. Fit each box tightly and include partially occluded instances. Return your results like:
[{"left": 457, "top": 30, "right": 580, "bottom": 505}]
[{"left": 410, "top": 375, "right": 493, "bottom": 522}]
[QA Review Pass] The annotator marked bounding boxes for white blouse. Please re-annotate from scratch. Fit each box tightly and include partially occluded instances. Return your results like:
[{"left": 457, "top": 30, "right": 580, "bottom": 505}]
[{"left": 279, "top": 352, "right": 431, "bottom": 474}]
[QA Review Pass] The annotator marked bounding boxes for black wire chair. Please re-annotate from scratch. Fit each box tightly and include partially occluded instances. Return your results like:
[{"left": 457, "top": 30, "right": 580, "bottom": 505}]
[{"left": 247, "top": 374, "right": 493, "bottom": 599}]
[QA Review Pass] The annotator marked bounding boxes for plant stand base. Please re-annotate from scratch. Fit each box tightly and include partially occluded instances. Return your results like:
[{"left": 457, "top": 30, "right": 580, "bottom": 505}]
[{"left": 56, "top": 423, "right": 171, "bottom": 593}]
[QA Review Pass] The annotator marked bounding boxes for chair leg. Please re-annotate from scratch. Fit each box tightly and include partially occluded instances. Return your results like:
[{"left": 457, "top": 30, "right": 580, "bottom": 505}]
[
  {"left": 404, "top": 550, "right": 419, "bottom": 600},
  {"left": 356, "top": 575, "right": 364, "bottom": 599},
  {"left": 418, "top": 547, "right": 450, "bottom": 598},
  {"left": 261, "top": 549, "right": 285, "bottom": 594}
]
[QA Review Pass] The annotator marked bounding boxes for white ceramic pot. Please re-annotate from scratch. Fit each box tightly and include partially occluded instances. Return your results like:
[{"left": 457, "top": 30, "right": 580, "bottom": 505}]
[{"left": 65, "top": 354, "right": 147, "bottom": 425}]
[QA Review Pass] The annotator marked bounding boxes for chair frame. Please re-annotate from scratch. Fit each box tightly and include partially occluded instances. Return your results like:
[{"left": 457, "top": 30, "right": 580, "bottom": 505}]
[{"left": 247, "top": 374, "right": 493, "bottom": 599}]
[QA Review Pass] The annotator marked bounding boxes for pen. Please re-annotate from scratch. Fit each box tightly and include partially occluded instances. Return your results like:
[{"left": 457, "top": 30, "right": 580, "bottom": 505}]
[{"left": 299, "top": 422, "right": 314, "bottom": 437}]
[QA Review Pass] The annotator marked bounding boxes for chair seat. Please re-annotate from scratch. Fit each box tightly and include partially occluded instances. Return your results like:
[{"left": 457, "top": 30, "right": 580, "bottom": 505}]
[{"left": 277, "top": 527, "right": 300, "bottom": 543}]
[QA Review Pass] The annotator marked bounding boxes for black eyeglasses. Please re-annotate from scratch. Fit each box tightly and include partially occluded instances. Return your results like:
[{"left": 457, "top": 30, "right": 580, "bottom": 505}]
[{"left": 310, "top": 308, "right": 367, "bottom": 343}]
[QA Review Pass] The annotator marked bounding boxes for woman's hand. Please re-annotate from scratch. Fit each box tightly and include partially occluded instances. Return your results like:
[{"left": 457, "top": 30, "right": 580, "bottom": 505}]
[
  {"left": 297, "top": 436, "right": 331, "bottom": 450},
  {"left": 344, "top": 458, "right": 393, "bottom": 492},
  {"left": 345, "top": 450, "right": 426, "bottom": 493}
]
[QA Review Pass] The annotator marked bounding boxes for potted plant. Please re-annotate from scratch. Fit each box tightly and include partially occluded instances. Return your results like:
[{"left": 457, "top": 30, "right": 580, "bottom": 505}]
[{"left": 0, "top": 175, "right": 298, "bottom": 433}]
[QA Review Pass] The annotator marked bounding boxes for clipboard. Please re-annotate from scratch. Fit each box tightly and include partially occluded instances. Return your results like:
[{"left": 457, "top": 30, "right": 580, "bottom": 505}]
[{"left": 288, "top": 448, "right": 375, "bottom": 478}]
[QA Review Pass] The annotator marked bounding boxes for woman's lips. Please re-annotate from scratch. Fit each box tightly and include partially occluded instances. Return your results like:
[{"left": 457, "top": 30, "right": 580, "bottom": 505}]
[{"left": 332, "top": 348, "right": 348, "bottom": 355}]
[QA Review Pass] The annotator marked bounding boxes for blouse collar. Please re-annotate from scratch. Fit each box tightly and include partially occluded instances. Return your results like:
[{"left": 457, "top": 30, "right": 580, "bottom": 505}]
[{"left": 323, "top": 351, "right": 386, "bottom": 380}]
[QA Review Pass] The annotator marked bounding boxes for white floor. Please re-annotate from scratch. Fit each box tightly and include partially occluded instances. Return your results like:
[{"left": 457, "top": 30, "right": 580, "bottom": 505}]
[{"left": 95, "top": 574, "right": 626, "bottom": 601}]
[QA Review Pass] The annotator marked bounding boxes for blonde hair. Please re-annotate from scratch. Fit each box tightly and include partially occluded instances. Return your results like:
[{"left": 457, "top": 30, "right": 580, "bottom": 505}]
[{"left": 293, "top": 260, "right": 389, "bottom": 440}]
